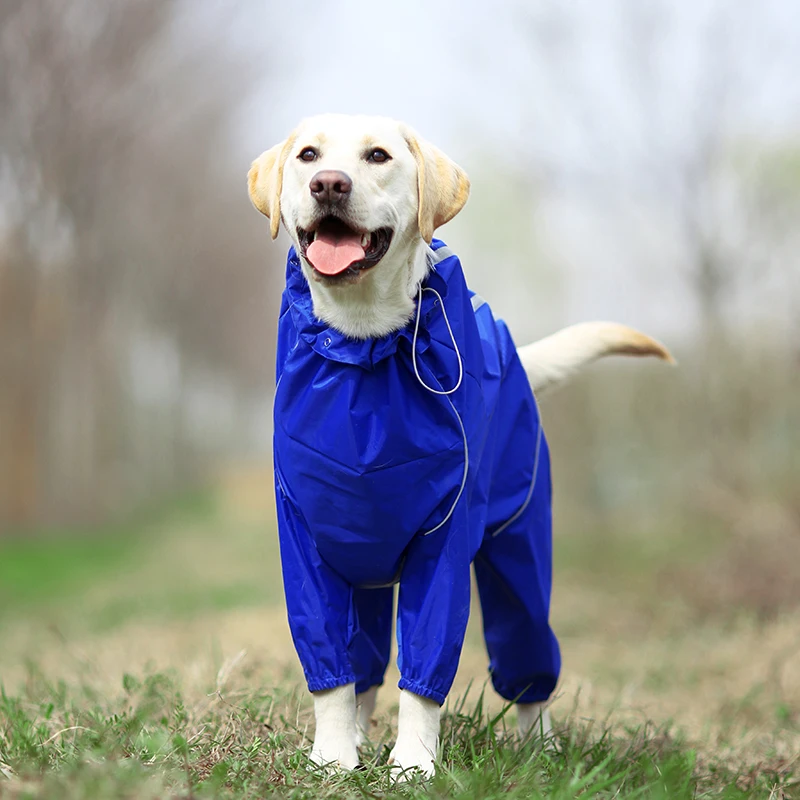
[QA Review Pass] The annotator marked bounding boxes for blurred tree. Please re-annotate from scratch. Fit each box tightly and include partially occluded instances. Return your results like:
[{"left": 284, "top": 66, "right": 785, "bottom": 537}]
[
  {"left": 0, "top": 0, "right": 278, "bottom": 530},
  {"left": 509, "top": 0, "right": 800, "bottom": 529},
  {"left": 516, "top": 1, "right": 794, "bottom": 337}
]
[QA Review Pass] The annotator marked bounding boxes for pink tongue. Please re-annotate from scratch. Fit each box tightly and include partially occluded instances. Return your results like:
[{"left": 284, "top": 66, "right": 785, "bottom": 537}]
[{"left": 306, "top": 229, "right": 366, "bottom": 275}]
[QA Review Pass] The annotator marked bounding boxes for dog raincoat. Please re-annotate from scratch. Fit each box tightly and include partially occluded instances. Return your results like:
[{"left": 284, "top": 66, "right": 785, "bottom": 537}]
[{"left": 274, "top": 241, "right": 561, "bottom": 705}]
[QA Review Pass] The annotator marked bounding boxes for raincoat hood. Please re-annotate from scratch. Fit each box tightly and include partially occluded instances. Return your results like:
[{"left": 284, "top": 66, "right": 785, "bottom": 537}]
[{"left": 281, "top": 242, "right": 448, "bottom": 370}]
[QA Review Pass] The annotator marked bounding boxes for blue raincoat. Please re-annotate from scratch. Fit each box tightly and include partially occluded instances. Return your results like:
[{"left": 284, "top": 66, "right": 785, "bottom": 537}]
[{"left": 274, "top": 241, "right": 560, "bottom": 706}]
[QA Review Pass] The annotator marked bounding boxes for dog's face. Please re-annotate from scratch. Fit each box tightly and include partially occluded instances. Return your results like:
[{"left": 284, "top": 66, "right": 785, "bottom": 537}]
[{"left": 248, "top": 115, "right": 470, "bottom": 288}]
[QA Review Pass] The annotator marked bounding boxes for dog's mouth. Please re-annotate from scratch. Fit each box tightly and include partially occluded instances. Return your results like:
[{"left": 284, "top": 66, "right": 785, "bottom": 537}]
[{"left": 297, "top": 217, "right": 393, "bottom": 279}]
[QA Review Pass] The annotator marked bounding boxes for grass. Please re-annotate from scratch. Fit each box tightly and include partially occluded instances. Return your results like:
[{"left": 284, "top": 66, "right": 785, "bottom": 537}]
[
  {"left": 0, "top": 492, "right": 215, "bottom": 614},
  {"left": 0, "top": 493, "right": 278, "bottom": 636},
  {"left": 2, "top": 667, "right": 794, "bottom": 799},
  {"left": 1, "top": 477, "right": 798, "bottom": 798}
]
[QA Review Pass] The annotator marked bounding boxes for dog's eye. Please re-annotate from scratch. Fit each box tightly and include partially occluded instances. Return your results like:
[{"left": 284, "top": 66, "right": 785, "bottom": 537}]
[
  {"left": 298, "top": 147, "right": 318, "bottom": 163},
  {"left": 366, "top": 148, "right": 391, "bottom": 164}
]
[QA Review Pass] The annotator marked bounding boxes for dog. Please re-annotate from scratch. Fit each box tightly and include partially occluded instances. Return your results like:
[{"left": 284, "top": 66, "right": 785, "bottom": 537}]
[{"left": 248, "top": 114, "right": 673, "bottom": 777}]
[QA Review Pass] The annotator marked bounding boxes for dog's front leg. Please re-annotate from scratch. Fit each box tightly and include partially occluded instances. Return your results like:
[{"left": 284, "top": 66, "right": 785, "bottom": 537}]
[
  {"left": 518, "top": 701, "right": 552, "bottom": 741},
  {"left": 388, "top": 511, "right": 472, "bottom": 778},
  {"left": 388, "top": 689, "right": 440, "bottom": 778},
  {"left": 275, "top": 488, "right": 363, "bottom": 770},
  {"left": 310, "top": 683, "right": 359, "bottom": 770},
  {"left": 355, "top": 686, "right": 378, "bottom": 748}
]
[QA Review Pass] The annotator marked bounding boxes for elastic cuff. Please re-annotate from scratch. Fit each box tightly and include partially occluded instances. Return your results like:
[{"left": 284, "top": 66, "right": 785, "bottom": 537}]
[
  {"left": 307, "top": 674, "right": 357, "bottom": 693},
  {"left": 398, "top": 677, "right": 446, "bottom": 706},
  {"left": 491, "top": 675, "right": 557, "bottom": 705},
  {"left": 355, "top": 676, "right": 385, "bottom": 696}
]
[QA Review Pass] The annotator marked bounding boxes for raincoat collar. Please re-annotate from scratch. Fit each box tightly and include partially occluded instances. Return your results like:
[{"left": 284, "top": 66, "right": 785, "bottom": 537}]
[{"left": 284, "top": 240, "right": 454, "bottom": 370}]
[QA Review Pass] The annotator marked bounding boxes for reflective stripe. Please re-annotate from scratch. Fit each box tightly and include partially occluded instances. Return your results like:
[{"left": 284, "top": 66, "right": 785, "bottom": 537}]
[
  {"left": 428, "top": 244, "right": 455, "bottom": 265},
  {"left": 491, "top": 392, "right": 544, "bottom": 538}
]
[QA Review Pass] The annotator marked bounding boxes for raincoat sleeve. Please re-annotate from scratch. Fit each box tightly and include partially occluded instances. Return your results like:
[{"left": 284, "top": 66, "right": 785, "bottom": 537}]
[
  {"left": 274, "top": 473, "right": 357, "bottom": 692},
  {"left": 395, "top": 502, "right": 472, "bottom": 706},
  {"left": 274, "top": 284, "right": 357, "bottom": 692}
]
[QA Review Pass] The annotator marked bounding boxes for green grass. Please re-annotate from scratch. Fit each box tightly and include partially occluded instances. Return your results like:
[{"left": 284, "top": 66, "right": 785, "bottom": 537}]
[
  {"left": 0, "top": 526, "right": 144, "bottom": 609},
  {"left": 0, "top": 492, "right": 216, "bottom": 614},
  {"left": 2, "top": 669, "right": 794, "bottom": 799},
  {"left": 0, "top": 492, "right": 279, "bottom": 636}
]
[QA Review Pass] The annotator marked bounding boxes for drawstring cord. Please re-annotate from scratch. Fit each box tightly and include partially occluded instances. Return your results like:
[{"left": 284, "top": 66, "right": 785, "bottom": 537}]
[
  {"left": 412, "top": 285, "right": 463, "bottom": 395},
  {"left": 412, "top": 283, "right": 468, "bottom": 536}
]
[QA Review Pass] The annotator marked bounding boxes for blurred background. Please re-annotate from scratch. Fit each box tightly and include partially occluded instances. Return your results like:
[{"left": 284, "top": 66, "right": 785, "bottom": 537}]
[{"left": 1, "top": 0, "right": 799, "bottom": 756}]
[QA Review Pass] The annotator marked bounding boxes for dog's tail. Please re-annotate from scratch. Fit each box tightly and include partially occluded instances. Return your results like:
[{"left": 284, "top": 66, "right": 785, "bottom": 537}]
[{"left": 517, "top": 322, "right": 675, "bottom": 395}]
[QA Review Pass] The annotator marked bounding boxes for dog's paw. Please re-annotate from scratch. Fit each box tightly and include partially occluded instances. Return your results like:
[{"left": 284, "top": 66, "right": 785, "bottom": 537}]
[
  {"left": 388, "top": 738, "right": 436, "bottom": 780},
  {"left": 310, "top": 684, "right": 359, "bottom": 770},
  {"left": 387, "top": 689, "right": 440, "bottom": 780},
  {"left": 517, "top": 702, "right": 556, "bottom": 750},
  {"left": 310, "top": 738, "right": 360, "bottom": 771}
]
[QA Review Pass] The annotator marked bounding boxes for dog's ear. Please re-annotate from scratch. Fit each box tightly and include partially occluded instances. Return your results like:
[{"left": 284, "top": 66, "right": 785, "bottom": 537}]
[
  {"left": 247, "top": 135, "right": 296, "bottom": 240},
  {"left": 402, "top": 127, "right": 470, "bottom": 244}
]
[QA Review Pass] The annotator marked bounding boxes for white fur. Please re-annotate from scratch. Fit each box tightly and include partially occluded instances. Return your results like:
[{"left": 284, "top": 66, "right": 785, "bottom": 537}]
[
  {"left": 309, "top": 684, "right": 359, "bottom": 770},
  {"left": 388, "top": 690, "right": 440, "bottom": 779},
  {"left": 255, "top": 115, "right": 673, "bottom": 778},
  {"left": 517, "top": 321, "right": 674, "bottom": 395},
  {"left": 517, "top": 701, "right": 553, "bottom": 741}
]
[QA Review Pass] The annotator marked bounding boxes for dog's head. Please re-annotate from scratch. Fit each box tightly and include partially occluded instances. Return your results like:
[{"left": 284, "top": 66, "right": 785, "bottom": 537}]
[{"left": 248, "top": 115, "right": 470, "bottom": 287}]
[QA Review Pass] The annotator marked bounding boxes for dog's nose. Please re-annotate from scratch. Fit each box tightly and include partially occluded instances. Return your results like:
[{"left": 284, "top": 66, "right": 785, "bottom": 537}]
[{"left": 309, "top": 170, "right": 352, "bottom": 204}]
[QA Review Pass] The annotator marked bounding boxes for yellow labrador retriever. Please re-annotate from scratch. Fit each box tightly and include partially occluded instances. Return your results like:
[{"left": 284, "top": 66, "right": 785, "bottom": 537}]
[{"left": 248, "top": 114, "right": 672, "bottom": 777}]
